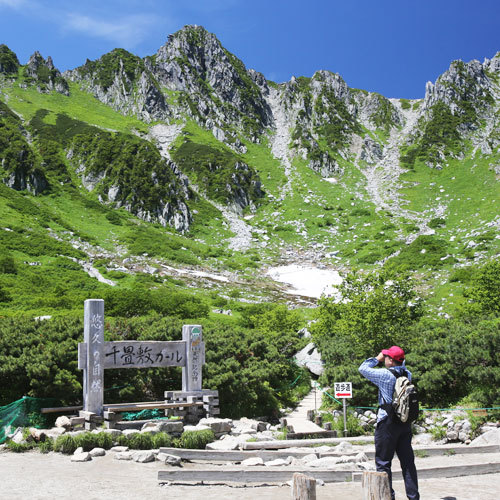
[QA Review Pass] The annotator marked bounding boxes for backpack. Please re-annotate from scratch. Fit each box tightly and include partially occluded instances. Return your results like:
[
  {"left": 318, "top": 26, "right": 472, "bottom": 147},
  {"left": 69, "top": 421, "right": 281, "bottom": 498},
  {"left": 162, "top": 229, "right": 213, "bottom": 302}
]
[{"left": 388, "top": 368, "right": 419, "bottom": 423}]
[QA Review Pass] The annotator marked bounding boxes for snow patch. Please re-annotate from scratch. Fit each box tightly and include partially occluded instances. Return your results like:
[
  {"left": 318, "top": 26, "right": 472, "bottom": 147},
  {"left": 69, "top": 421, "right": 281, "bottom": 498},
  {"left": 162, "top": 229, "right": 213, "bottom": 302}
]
[{"left": 266, "top": 265, "right": 342, "bottom": 298}]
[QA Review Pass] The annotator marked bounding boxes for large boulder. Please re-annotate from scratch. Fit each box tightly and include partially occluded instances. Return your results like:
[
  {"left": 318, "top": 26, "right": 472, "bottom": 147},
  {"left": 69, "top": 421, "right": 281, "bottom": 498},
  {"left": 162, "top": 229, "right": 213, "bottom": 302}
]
[
  {"left": 205, "top": 434, "right": 253, "bottom": 451},
  {"left": 470, "top": 429, "right": 500, "bottom": 446},
  {"left": 294, "top": 342, "right": 324, "bottom": 376},
  {"left": 55, "top": 416, "right": 72, "bottom": 429},
  {"left": 141, "top": 421, "right": 184, "bottom": 434},
  {"left": 157, "top": 452, "right": 182, "bottom": 466},
  {"left": 198, "top": 418, "right": 233, "bottom": 434},
  {"left": 71, "top": 451, "right": 91, "bottom": 462},
  {"left": 132, "top": 450, "right": 155, "bottom": 463}
]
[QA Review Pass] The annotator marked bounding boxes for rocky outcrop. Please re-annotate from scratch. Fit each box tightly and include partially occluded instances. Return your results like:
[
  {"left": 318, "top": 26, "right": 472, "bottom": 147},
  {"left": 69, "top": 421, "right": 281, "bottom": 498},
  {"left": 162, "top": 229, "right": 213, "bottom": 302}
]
[
  {"left": 24, "top": 52, "right": 69, "bottom": 95},
  {"left": 68, "top": 132, "right": 193, "bottom": 232},
  {"left": 267, "top": 69, "right": 402, "bottom": 177},
  {"left": 65, "top": 49, "right": 168, "bottom": 122},
  {"left": 4, "top": 168, "right": 48, "bottom": 194},
  {"left": 294, "top": 342, "right": 324, "bottom": 376},
  {"left": 351, "top": 90, "right": 403, "bottom": 131},
  {"left": 423, "top": 59, "right": 494, "bottom": 120},
  {"left": 0, "top": 101, "right": 48, "bottom": 194},
  {"left": 152, "top": 25, "right": 273, "bottom": 140}
]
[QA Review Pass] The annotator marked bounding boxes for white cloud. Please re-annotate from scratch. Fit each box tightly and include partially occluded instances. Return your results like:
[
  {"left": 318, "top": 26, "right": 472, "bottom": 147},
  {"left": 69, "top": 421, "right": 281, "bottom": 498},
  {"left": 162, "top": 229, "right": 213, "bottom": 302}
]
[{"left": 64, "top": 12, "right": 158, "bottom": 47}]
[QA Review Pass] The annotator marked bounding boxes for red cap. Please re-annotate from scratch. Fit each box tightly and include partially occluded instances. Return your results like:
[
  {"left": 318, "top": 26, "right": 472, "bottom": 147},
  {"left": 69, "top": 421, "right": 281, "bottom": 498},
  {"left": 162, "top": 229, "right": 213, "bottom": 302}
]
[{"left": 382, "top": 346, "right": 405, "bottom": 362}]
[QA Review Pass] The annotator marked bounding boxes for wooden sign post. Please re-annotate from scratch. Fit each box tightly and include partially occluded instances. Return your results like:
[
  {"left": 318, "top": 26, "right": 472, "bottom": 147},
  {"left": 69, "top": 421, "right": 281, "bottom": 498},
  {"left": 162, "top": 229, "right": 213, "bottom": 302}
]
[
  {"left": 182, "top": 325, "right": 204, "bottom": 392},
  {"left": 83, "top": 299, "right": 104, "bottom": 415},
  {"left": 77, "top": 301, "right": 216, "bottom": 428}
]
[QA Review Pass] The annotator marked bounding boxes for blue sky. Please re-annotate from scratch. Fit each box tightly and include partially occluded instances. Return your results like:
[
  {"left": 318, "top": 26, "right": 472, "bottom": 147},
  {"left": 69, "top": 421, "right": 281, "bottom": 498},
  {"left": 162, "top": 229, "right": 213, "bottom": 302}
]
[{"left": 0, "top": 0, "right": 498, "bottom": 98}]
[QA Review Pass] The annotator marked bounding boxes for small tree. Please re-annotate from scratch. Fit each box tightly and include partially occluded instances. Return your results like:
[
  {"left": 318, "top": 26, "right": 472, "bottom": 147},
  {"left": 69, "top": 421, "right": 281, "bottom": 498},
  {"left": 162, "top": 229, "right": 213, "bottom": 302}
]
[
  {"left": 0, "top": 254, "right": 16, "bottom": 274},
  {"left": 312, "top": 271, "right": 423, "bottom": 406},
  {"left": 460, "top": 259, "right": 500, "bottom": 318}
]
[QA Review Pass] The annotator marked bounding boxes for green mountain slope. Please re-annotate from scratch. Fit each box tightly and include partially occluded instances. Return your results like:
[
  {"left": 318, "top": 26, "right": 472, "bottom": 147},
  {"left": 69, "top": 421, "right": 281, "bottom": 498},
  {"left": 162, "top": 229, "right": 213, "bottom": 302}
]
[{"left": 0, "top": 26, "right": 499, "bottom": 318}]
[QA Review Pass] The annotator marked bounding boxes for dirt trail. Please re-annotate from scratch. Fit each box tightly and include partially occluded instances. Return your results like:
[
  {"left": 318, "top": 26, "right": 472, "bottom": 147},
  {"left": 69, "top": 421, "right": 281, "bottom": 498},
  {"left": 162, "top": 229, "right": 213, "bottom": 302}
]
[{"left": 0, "top": 450, "right": 499, "bottom": 500}]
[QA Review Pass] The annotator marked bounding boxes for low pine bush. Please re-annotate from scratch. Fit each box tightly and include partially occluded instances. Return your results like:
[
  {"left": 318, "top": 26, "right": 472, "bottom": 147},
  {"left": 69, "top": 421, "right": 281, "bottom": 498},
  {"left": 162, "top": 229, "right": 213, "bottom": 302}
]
[
  {"left": 152, "top": 432, "right": 173, "bottom": 448},
  {"left": 95, "top": 431, "right": 113, "bottom": 449},
  {"left": 53, "top": 434, "right": 77, "bottom": 454},
  {"left": 74, "top": 432, "right": 101, "bottom": 451},
  {"left": 37, "top": 439, "right": 53, "bottom": 454},
  {"left": 126, "top": 432, "right": 154, "bottom": 450},
  {"left": 176, "top": 429, "right": 215, "bottom": 449},
  {"left": 6, "top": 440, "right": 35, "bottom": 452}
]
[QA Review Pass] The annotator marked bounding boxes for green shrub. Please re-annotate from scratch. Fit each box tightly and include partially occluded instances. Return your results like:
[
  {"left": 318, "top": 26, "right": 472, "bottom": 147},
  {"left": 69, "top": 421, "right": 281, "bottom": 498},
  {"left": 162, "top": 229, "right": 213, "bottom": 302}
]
[
  {"left": 105, "top": 211, "right": 122, "bottom": 225},
  {"left": 152, "top": 432, "right": 173, "bottom": 448},
  {"left": 350, "top": 208, "right": 371, "bottom": 217},
  {"left": 73, "top": 432, "right": 112, "bottom": 451},
  {"left": 95, "top": 431, "right": 113, "bottom": 449},
  {"left": 429, "top": 217, "right": 446, "bottom": 229},
  {"left": 400, "top": 99, "right": 411, "bottom": 110},
  {"left": 54, "top": 434, "right": 77, "bottom": 454},
  {"left": 449, "top": 266, "right": 475, "bottom": 283},
  {"left": 0, "top": 255, "right": 17, "bottom": 274},
  {"left": 357, "top": 252, "right": 382, "bottom": 264},
  {"left": 126, "top": 432, "right": 154, "bottom": 450},
  {"left": 328, "top": 412, "right": 366, "bottom": 436},
  {"left": 430, "top": 426, "right": 446, "bottom": 441},
  {"left": 6, "top": 440, "right": 35, "bottom": 452},
  {"left": 0, "top": 284, "right": 12, "bottom": 303},
  {"left": 385, "top": 235, "right": 450, "bottom": 272},
  {"left": 37, "top": 439, "right": 53, "bottom": 453},
  {"left": 176, "top": 429, "right": 215, "bottom": 449}
]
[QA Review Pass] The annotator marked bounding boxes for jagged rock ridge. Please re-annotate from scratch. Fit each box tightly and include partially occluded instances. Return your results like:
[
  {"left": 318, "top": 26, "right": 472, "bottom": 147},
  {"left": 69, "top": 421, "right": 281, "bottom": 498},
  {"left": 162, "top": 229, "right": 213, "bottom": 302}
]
[{"left": 1, "top": 28, "right": 499, "bottom": 235}]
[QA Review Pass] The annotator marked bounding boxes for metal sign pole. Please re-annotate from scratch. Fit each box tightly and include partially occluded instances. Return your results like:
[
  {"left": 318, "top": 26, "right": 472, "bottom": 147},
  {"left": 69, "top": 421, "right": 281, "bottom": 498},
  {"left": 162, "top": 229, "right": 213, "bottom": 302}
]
[{"left": 343, "top": 398, "right": 348, "bottom": 437}]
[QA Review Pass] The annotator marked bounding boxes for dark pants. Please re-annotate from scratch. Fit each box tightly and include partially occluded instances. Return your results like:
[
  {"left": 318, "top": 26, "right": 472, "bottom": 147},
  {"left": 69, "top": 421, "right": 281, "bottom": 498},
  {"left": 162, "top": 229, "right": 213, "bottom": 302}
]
[{"left": 375, "top": 417, "right": 420, "bottom": 500}]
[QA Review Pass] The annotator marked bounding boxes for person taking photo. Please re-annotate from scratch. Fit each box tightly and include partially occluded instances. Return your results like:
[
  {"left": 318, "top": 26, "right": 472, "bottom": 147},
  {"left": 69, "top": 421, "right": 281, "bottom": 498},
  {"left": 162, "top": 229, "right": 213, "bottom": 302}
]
[{"left": 359, "top": 345, "right": 420, "bottom": 500}]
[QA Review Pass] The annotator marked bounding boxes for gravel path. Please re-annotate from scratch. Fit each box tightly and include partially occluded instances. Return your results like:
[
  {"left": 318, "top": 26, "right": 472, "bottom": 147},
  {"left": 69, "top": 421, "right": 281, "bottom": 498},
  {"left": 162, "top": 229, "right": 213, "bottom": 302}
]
[
  {"left": 283, "top": 386, "right": 325, "bottom": 434},
  {"left": 1, "top": 450, "right": 499, "bottom": 500}
]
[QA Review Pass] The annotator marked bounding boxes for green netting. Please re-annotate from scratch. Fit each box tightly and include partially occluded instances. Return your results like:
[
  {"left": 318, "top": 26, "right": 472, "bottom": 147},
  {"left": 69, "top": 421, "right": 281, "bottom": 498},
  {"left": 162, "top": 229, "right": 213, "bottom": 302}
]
[
  {"left": 0, "top": 397, "right": 56, "bottom": 444},
  {"left": 121, "top": 408, "right": 169, "bottom": 421}
]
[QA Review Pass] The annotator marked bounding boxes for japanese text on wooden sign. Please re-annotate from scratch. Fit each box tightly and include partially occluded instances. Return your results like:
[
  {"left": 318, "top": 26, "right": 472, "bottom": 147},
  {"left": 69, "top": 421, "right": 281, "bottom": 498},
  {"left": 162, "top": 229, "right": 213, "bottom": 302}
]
[
  {"left": 78, "top": 341, "right": 186, "bottom": 369},
  {"left": 80, "top": 299, "right": 204, "bottom": 416}
]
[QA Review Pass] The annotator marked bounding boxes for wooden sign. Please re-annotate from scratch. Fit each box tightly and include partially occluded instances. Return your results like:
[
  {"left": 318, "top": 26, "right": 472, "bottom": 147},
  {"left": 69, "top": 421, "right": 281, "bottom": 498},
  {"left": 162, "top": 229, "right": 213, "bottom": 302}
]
[
  {"left": 182, "top": 325, "right": 204, "bottom": 392},
  {"left": 79, "top": 299, "right": 205, "bottom": 418},
  {"left": 83, "top": 299, "right": 105, "bottom": 415},
  {"left": 78, "top": 341, "right": 187, "bottom": 369}
]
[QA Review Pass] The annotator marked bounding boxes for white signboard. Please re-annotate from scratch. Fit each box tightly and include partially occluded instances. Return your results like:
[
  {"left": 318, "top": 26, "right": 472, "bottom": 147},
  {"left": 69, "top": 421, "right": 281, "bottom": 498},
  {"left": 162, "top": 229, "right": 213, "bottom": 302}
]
[{"left": 334, "top": 382, "right": 352, "bottom": 398}]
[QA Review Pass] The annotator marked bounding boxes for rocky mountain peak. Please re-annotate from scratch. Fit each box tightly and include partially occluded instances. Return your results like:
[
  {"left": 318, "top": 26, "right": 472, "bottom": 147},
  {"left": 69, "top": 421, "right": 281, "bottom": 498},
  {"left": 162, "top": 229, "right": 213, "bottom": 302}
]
[
  {"left": 153, "top": 25, "right": 272, "bottom": 140},
  {"left": 24, "top": 51, "right": 69, "bottom": 96},
  {"left": 483, "top": 51, "right": 500, "bottom": 73},
  {"left": 423, "top": 58, "right": 494, "bottom": 117},
  {"left": 310, "top": 70, "right": 350, "bottom": 100},
  {"left": 65, "top": 48, "right": 167, "bottom": 122}
]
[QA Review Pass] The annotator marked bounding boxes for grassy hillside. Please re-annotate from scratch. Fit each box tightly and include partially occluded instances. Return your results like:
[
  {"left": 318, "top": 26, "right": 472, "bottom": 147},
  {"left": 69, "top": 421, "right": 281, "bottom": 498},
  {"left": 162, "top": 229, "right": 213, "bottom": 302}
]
[{"left": 1, "top": 57, "right": 499, "bottom": 321}]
